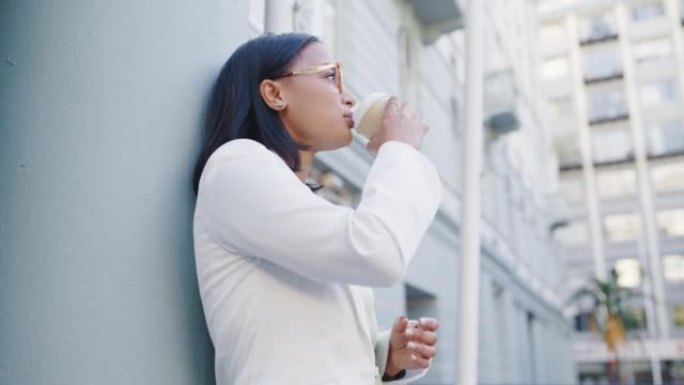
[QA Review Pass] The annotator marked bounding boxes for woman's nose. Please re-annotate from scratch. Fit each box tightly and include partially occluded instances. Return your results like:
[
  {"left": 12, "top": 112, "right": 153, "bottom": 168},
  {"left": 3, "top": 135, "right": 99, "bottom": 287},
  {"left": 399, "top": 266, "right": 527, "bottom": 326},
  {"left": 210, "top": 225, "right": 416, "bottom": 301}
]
[{"left": 342, "top": 89, "right": 357, "bottom": 109}]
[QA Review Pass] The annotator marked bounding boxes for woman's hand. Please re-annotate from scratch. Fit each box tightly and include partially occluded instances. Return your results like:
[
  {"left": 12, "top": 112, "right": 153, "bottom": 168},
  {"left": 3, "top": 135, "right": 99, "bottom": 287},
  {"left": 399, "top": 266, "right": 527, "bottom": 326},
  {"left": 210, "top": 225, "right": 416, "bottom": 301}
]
[
  {"left": 367, "top": 98, "right": 429, "bottom": 153},
  {"left": 384, "top": 316, "right": 439, "bottom": 377}
]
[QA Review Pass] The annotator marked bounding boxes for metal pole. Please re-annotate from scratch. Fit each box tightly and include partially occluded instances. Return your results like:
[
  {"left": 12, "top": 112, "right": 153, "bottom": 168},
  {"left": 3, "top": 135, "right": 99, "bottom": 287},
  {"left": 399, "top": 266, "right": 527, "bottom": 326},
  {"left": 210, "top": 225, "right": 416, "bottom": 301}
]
[{"left": 456, "top": 1, "right": 483, "bottom": 385}]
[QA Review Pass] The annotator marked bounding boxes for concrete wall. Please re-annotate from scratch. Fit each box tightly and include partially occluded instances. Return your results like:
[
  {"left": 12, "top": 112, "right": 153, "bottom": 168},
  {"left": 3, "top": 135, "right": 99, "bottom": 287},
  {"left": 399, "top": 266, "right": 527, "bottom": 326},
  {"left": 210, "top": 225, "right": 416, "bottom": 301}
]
[{"left": 0, "top": 0, "right": 248, "bottom": 383}]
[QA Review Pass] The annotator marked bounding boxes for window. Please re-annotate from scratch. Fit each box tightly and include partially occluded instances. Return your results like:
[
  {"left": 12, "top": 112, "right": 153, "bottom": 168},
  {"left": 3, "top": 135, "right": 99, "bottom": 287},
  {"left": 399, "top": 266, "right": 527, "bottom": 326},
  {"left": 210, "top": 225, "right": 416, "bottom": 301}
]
[
  {"left": 663, "top": 255, "right": 684, "bottom": 283},
  {"left": 633, "top": 38, "right": 672, "bottom": 63},
  {"left": 540, "top": 22, "right": 565, "bottom": 45},
  {"left": 604, "top": 213, "right": 640, "bottom": 242},
  {"left": 583, "top": 47, "right": 622, "bottom": 80},
  {"left": 574, "top": 311, "right": 594, "bottom": 332},
  {"left": 631, "top": 1, "right": 665, "bottom": 22},
  {"left": 554, "top": 220, "right": 589, "bottom": 246},
  {"left": 596, "top": 168, "right": 636, "bottom": 198},
  {"left": 591, "top": 124, "right": 633, "bottom": 163},
  {"left": 674, "top": 305, "right": 684, "bottom": 326},
  {"left": 648, "top": 121, "right": 684, "bottom": 156},
  {"left": 587, "top": 88, "right": 628, "bottom": 122},
  {"left": 651, "top": 162, "right": 684, "bottom": 192},
  {"left": 615, "top": 258, "right": 641, "bottom": 288},
  {"left": 640, "top": 80, "right": 678, "bottom": 106},
  {"left": 657, "top": 208, "right": 684, "bottom": 237},
  {"left": 579, "top": 13, "right": 617, "bottom": 42},
  {"left": 559, "top": 175, "right": 586, "bottom": 205},
  {"left": 556, "top": 134, "right": 583, "bottom": 167},
  {"left": 548, "top": 96, "right": 573, "bottom": 119},
  {"left": 543, "top": 57, "right": 570, "bottom": 79}
]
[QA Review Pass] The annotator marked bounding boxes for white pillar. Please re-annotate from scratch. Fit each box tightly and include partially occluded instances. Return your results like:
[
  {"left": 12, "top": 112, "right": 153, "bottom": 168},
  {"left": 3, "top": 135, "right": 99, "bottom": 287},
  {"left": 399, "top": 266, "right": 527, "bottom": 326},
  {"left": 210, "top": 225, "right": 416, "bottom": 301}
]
[
  {"left": 565, "top": 13, "right": 607, "bottom": 280},
  {"left": 265, "top": 0, "right": 295, "bottom": 33},
  {"left": 615, "top": 2, "right": 669, "bottom": 383},
  {"left": 456, "top": 1, "right": 484, "bottom": 385},
  {"left": 664, "top": 0, "right": 684, "bottom": 98}
]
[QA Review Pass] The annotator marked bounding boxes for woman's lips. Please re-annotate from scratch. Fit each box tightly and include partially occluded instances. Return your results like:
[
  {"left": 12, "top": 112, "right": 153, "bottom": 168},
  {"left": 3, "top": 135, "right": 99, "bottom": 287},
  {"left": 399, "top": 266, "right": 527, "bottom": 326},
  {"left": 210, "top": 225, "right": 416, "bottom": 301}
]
[{"left": 344, "top": 113, "right": 354, "bottom": 128}]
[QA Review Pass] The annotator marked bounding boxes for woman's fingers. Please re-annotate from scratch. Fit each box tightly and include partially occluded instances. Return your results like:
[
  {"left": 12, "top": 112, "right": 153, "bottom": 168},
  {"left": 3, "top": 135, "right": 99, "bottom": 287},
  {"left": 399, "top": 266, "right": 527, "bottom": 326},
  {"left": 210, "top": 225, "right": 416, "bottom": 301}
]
[
  {"left": 406, "top": 327, "right": 437, "bottom": 345},
  {"left": 418, "top": 317, "right": 439, "bottom": 331},
  {"left": 407, "top": 341, "right": 436, "bottom": 358},
  {"left": 410, "top": 354, "right": 431, "bottom": 368}
]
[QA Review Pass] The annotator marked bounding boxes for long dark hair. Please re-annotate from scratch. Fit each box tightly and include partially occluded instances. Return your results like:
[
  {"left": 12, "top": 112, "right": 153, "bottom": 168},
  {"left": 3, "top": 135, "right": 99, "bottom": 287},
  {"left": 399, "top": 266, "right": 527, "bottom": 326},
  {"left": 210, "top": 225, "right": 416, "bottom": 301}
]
[{"left": 192, "top": 33, "right": 320, "bottom": 194}]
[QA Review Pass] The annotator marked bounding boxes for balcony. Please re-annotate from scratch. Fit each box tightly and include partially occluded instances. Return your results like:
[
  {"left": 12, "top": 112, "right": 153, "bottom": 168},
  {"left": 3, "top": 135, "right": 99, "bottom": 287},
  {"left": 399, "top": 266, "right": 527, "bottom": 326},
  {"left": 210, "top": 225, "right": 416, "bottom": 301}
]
[
  {"left": 589, "top": 112, "right": 630, "bottom": 125},
  {"left": 584, "top": 71, "right": 624, "bottom": 85},
  {"left": 484, "top": 69, "right": 520, "bottom": 136},
  {"left": 408, "top": 0, "right": 463, "bottom": 44},
  {"left": 579, "top": 32, "right": 619, "bottom": 46}
]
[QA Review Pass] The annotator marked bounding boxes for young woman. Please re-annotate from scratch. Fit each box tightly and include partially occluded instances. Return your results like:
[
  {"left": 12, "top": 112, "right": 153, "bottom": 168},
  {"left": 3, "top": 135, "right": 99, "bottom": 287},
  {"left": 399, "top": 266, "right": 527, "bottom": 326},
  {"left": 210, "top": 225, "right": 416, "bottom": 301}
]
[{"left": 192, "top": 33, "right": 442, "bottom": 385}]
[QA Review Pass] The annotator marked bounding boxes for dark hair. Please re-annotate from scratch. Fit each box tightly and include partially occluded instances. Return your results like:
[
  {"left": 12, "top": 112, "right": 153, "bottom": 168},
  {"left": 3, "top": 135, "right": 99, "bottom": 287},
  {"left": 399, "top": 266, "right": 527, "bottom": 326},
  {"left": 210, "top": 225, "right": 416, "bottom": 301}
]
[{"left": 192, "top": 33, "right": 320, "bottom": 194}]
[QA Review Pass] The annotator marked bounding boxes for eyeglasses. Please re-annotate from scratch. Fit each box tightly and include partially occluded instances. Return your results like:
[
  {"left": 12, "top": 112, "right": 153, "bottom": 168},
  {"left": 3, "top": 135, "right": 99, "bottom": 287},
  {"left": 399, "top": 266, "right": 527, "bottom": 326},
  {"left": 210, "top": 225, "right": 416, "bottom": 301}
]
[{"left": 275, "top": 62, "right": 344, "bottom": 94}]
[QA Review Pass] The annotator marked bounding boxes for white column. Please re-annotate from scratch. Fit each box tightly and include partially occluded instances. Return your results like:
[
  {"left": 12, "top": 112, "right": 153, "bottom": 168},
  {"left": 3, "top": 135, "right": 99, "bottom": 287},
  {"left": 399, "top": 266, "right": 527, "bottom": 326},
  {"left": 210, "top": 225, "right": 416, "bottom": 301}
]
[
  {"left": 664, "top": 0, "right": 684, "bottom": 97},
  {"left": 565, "top": 13, "right": 607, "bottom": 280},
  {"left": 456, "top": 1, "right": 484, "bottom": 385},
  {"left": 615, "top": 2, "right": 669, "bottom": 383},
  {"left": 265, "top": 0, "right": 295, "bottom": 33}
]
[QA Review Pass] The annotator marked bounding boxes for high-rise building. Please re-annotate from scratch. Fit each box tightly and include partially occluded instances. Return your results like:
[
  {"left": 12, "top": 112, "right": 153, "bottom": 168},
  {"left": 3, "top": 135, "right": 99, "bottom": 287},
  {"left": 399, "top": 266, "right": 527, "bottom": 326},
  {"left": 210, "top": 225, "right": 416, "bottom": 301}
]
[{"left": 538, "top": 0, "right": 684, "bottom": 382}]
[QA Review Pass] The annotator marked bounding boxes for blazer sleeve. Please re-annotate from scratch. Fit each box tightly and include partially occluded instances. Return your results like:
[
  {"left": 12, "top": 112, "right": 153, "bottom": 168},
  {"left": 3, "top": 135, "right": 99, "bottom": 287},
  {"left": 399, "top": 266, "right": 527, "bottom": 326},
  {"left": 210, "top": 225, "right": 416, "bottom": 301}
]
[{"left": 196, "top": 139, "right": 442, "bottom": 286}]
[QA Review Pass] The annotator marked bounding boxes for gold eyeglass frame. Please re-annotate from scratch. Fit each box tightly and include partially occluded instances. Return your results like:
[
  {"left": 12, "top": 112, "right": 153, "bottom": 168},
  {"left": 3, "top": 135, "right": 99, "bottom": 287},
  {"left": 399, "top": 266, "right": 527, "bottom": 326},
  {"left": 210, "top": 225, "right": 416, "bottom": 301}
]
[{"left": 275, "top": 62, "right": 344, "bottom": 94}]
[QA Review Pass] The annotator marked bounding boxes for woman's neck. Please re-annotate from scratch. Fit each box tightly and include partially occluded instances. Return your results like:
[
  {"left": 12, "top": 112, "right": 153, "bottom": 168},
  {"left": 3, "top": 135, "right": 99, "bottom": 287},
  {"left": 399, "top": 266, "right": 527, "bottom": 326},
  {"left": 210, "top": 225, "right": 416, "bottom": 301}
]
[{"left": 296, "top": 150, "right": 315, "bottom": 182}]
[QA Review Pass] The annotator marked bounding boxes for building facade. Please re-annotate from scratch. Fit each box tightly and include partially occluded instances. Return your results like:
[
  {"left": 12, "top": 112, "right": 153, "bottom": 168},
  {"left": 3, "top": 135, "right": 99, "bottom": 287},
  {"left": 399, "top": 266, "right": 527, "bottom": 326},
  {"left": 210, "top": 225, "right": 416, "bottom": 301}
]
[{"left": 538, "top": 0, "right": 684, "bottom": 383}]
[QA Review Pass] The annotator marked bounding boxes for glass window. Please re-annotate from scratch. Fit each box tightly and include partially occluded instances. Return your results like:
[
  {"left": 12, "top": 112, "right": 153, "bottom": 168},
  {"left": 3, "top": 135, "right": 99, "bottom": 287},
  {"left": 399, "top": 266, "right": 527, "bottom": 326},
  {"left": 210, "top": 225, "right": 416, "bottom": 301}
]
[
  {"left": 604, "top": 213, "right": 640, "bottom": 242},
  {"left": 591, "top": 124, "right": 633, "bottom": 163},
  {"left": 540, "top": 22, "right": 565, "bottom": 45},
  {"left": 651, "top": 162, "right": 684, "bottom": 192},
  {"left": 556, "top": 134, "right": 583, "bottom": 167},
  {"left": 633, "top": 38, "right": 672, "bottom": 63},
  {"left": 583, "top": 47, "right": 622, "bottom": 80},
  {"left": 674, "top": 305, "right": 684, "bottom": 326},
  {"left": 596, "top": 168, "right": 637, "bottom": 198},
  {"left": 631, "top": 1, "right": 665, "bottom": 22},
  {"left": 663, "top": 255, "right": 684, "bottom": 283},
  {"left": 579, "top": 13, "right": 617, "bottom": 42},
  {"left": 588, "top": 88, "right": 628, "bottom": 122},
  {"left": 549, "top": 96, "right": 573, "bottom": 119},
  {"left": 657, "top": 208, "right": 684, "bottom": 237},
  {"left": 640, "top": 80, "right": 678, "bottom": 106},
  {"left": 615, "top": 258, "right": 641, "bottom": 288},
  {"left": 574, "top": 311, "right": 594, "bottom": 332},
  {"left": 559, "top": 175, "right": 586, "bottom": 204},
  {"left": 543, "top": 57, "right": 570, "bottom": 79},
  {"left": 648, "top": 121, "right": 684, "bottom": 156},
  {"left": 554, "top": 220, "right": 589, "bottom": 246}
]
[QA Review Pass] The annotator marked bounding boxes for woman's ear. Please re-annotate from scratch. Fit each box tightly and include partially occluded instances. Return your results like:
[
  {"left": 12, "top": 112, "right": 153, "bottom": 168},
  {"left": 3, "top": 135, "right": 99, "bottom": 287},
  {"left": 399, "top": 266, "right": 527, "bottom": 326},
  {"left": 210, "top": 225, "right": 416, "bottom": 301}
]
[{"left": 260, "top": 79, "right": 287, "bottom": 111}]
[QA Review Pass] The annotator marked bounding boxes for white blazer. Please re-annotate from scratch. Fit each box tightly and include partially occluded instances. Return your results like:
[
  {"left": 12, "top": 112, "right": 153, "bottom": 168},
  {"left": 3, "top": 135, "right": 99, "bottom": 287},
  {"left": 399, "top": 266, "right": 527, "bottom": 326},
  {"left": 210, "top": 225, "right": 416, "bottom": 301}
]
[{"left": 193, "top": 139, "right": 442, "bottom": 384}]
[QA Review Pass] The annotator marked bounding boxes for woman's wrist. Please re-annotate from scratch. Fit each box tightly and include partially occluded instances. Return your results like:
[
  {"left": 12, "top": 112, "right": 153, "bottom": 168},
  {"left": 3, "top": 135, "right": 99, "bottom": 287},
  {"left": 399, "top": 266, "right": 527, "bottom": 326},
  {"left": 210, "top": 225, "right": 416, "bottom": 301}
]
[{"left": 384, "top": 348, "right": 403, "bottom": 377}]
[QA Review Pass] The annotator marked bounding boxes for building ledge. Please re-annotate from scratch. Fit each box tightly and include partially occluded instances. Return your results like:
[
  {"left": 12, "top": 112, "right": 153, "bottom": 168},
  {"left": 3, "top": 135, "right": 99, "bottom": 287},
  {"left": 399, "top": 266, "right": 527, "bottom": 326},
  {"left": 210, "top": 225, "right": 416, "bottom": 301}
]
[
  {"left": 579, "top": 33, "right": 619, "bottom": 46},
  {"left": 409, "top": 0, "right": 463, "bottom": 44},
  {"left": 584, "top": 72, "right": 624, "bottom": 85},
  {"left": 589, "top": 113, "right": 629, "bottom": 125}
]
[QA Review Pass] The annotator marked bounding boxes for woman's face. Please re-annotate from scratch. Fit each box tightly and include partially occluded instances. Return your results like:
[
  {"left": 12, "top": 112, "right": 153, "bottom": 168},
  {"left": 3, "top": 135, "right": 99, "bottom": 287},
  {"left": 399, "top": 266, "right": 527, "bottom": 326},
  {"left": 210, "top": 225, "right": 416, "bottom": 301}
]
[{"left": 270, "top": 43, "right": 357, "bottom": 152}]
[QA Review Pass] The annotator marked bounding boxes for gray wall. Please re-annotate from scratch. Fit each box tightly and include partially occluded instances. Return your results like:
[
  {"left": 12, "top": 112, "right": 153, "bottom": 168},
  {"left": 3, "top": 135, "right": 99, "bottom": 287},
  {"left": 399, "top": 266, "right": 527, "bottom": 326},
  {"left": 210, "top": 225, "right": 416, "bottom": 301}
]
[{"left": 0, "top": 0, "right": 248, "bottom": 383}]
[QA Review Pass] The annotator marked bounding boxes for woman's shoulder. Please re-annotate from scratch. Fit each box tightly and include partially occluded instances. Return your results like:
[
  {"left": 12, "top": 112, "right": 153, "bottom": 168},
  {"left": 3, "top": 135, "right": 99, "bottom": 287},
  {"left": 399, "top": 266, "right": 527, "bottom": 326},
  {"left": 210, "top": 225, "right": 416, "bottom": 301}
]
[{"left": 206, "top": 139, "right": 280, "bottom": 167}]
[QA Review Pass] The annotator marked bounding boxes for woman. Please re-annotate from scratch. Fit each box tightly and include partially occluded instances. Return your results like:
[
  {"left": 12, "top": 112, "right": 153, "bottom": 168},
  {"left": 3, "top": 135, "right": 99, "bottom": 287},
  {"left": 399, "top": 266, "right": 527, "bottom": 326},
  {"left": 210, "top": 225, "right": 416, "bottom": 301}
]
[{"left": 192, "top": 33, "right": 442, "bottom": 385}]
